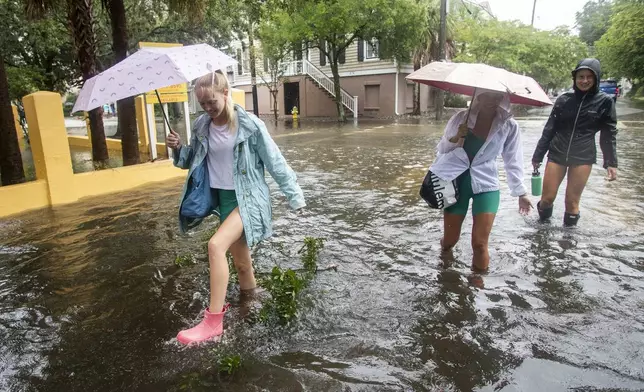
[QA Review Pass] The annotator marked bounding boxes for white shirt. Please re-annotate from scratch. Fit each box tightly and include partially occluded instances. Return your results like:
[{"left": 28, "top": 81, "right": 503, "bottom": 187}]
[
  {"left": 207, "top": 122, "right": 236, "bottom": 190},
  {"left": 430, "top": 107, "right": 528, "bottom": 197}
]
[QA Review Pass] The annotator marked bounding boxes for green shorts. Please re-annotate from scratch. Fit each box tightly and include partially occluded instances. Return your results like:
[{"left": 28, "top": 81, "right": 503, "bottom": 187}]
[
  {"left": 210, "top": 188, "right": 238, "bottom": 223},
  {"left": 445, "top": 170, "right": 500, "bottom": 216}
]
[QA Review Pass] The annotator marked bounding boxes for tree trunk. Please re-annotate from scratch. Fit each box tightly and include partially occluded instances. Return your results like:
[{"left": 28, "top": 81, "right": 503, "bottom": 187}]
[
  {"left": 0, "top": 55, "right": 25, "bottom": 186},
  {"left": 106, "top": 0, "right": 139, "bottom": 165},
  {"left": 248, "top": 27, "right": 259, "bottom": 116},
  {"left": 271, "top": 89, "right": 278, "bottom": 121},
  {"left": 329, "top": 56, "right": 346, "bottom": 122},
  {"left": 412, "top": 56, "right": 421, "bottom": 115},
  {"left": 68, "top": 0, "right": 109, "bottom": 163}
]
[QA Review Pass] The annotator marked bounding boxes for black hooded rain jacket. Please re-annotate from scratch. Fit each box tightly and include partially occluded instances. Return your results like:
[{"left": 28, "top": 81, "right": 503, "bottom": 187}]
[{"left": 532, "top": 58, "right": 618, "bottom": 168}]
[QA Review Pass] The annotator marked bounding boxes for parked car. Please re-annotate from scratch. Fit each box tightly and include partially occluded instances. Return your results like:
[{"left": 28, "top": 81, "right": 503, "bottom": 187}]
[{"left": 599, "top": 79, "right": 618, "bottom": 102}]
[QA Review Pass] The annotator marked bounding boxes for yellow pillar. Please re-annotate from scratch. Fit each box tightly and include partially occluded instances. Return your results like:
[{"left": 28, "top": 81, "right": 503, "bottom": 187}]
[
  {"left": 231, "top": 88, "right": 246, "bottom": 109},
  {"left": 84, "top": 111, "right": 92, "bottom": 144},
  {"left": 135, "top": 95, "right": 150, "bottom": 154},
  {"left": 11, "top": 104, "right": 23, "bottom": 140},
  {"left": 23, "top": 92, "right": 77, "bottom": 205}
]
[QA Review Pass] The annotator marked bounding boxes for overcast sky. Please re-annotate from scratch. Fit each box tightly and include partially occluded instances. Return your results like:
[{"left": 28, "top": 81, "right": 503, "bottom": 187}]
[{"left": 479, "top": 0, "right": 589, "bottom": 31}]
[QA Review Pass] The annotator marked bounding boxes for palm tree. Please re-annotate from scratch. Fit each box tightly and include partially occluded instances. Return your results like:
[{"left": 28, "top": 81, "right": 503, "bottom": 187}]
[
  {"left": 27, "top": 0, "right": 109, "bottom": 164},
  {"left": 103, "top": 0, "right": 138, "bottom": 165},
  {"left": 0, "top": 54, "right": 26, "bottom": 185},
  {"left": 411, "top": 0, "right": 441, "bottom": 115},
  {"left": 102, "top": 0, "right": 212, "bottom": 166}
]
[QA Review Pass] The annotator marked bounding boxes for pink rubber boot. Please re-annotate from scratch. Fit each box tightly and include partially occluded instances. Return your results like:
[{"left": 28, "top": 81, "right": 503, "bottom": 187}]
[{"left": 177, "top": 304, "right": 230, "bottom": 345}]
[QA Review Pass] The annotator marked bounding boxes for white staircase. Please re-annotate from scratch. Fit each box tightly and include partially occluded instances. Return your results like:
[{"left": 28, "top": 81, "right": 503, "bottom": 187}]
[{"left": 281, "top": 60, "right": 358, "bottom": 118}]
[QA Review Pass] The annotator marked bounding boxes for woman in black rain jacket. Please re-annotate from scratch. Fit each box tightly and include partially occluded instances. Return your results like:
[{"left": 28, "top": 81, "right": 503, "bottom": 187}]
[{"left": 532, "top": 58, "right": 618, "bottom": 227}]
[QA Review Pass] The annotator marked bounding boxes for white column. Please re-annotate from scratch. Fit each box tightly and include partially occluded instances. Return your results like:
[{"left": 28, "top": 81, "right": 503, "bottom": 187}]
[
  {"left": 162, "top": 103, "right": 172, "bottom": 157},
  {"left": 183, "top": 101, "right": 192, "bottom": 143},
  {"left": 145, "top": 102, "right": 157, "bottom": 160},
  {"left": 353, "top": 96, "right": 359, "bottom": 118}
]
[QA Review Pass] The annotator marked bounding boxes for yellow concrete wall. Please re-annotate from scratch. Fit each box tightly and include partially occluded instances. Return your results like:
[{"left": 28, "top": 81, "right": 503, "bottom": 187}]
[
  {"left": 67, "top": 135, "right": 169, "bottom": 158},
  {"left": 0, "top": 180, "right": 50, "bottom": 217},
  {"left": 0, "top": 91, "right": 189, "bottom": 219},
  {"left": 74, "top": 160, "right": 184, "bottom": 200},
  {"left": 23, "top": 92, "right": 77, "bottom": 205},
  {"left": 231, "top": 88, "right": 245, "bottom": 109},
  {"left": 0, "top": 88, "right": 253, "bottom": 218},
  {"left": 11, "top": 104, "right": 23, "bottom": 140},
  {"left": 135, "top": 95, "right": 150, "bottom": 151}
]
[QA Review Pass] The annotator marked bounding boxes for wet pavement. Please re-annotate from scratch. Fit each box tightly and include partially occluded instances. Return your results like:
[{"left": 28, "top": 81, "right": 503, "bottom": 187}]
[{"left": 1, "top": 104, "right": 644, "bottom": 391}]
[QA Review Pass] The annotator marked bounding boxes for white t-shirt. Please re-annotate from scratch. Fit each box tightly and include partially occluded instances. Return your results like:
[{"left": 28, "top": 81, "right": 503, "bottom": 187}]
[{"left": 207, "top": 122, "right": 236, "bottom": 190}]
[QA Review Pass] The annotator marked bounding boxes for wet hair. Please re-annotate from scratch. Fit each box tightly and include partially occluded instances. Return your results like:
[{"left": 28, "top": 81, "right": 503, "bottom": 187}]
[{"left": 194, "top": 70, "right": 236, "bottom": 130}]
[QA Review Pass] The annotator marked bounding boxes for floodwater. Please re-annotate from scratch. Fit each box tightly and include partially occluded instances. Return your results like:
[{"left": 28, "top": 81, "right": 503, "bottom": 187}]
[{"left": 1, "top": 104, "right": 643, "bottom": 391}]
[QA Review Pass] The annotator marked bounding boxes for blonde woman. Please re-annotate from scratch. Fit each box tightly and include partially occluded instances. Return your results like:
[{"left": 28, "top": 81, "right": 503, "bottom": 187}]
[{"left": 166, "top": 71, "right": 305, "bottom": 344}]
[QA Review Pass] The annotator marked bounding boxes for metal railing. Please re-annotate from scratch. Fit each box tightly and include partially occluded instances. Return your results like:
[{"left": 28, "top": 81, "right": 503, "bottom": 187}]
[{"left": 281, "top": 59, "right": 358, "bottom": 117}]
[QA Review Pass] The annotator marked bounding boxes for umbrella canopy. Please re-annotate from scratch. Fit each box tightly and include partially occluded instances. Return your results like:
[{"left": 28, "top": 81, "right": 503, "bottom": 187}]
[
  {"left": 406, "top": 61, "right": 553, "bottom": 107},
  {"left": 72, "top": 43, "right": 238, "bottom": 114}
]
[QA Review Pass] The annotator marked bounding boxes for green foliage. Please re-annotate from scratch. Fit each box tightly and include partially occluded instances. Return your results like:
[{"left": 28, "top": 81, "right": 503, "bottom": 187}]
[
  {"left": 262, "top": 0, "right": 425, "bottom": 120},
  {"left": 375, "top": 0, "right": 427, "bottom": 64},
  {"left": 453, "top": 17, "right": 588, "bottom": 91},
  {"left": 5, "top": 66, "right": 43, "bottom": 100},
  {"left": 444, "top": 93, "right": 468, "bottom": 108},
  {"left": 94, "top": 0, "right": 238, "bottom": 70},
  {"left": 595, "top": 0, "right": 644, "bottom": 81},
  {"left": 217, "top": 354, "right": 243, "bottom": 375},
  {"left": 259, "top": 236, "right": 324, "bottom": 325},
  {"left": 409, "top": 0, "right": 442, "bottom": 66},
  {"left": 257, "top": 15, "right": 291, "bottom": 119},
  {"left": 634, "top": 85, "right": 644, "bottom": 97},
  {"left": 175, "top": 253, "right": 196, "bottom": 267},
  {"left": 0, "top": 0, "right": 240, "bottom": 102},
  {"left": 259, "top": 266, "right": 306, "bottom": 324},
  {"left": 575, "top": 0, "right": 614, "bottom": 47},
  {"left": 299, "top": 236, "right": 324, "bottom": 278},
  {"left": 0, "top": 0, "right": 77, "bottom": 98}
]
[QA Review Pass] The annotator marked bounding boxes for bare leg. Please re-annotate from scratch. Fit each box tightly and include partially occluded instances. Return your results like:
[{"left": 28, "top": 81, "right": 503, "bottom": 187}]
[
  {"left": 207, "top": 207, "right": 244, "bottom": 311},
  {"left": 471, "top": 213, "right": 496, "bottom": 271},
  {"left": 540, "top": 161, "right": 568, "bottom": 209},
  {"left": 564, "top": 165, "right": 592, "bottom": 215},
  {"left": 442, "top": 212, "right": 466, "bottom": 251},
  {"left": 228, "top": 236, "right": 257, "bottom": 291}
]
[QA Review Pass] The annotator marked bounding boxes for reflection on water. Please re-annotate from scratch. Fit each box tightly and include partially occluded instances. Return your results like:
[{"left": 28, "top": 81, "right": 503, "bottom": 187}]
[{"left": 1, "top": 117, "right": 644, "bottom": 391}]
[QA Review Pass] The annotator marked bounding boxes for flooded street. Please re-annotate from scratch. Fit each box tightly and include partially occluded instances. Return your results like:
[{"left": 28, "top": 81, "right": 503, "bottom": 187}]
[{"left": 1, "top": 107, "right": 644, "bottom": 391}]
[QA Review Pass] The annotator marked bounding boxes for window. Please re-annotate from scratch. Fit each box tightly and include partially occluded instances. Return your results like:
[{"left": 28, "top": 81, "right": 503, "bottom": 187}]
[
  {"left": 319, "top": 40, "right": 327, "bottom": 66},
  {"left": 365, "top": 84, "right": 380, "bottom": 109},
  {"left": 365, "top": 39, "right": 379, "bottom": 60},
  {"left": 292, "top": 42, "right": 303, "bottom": 61}
]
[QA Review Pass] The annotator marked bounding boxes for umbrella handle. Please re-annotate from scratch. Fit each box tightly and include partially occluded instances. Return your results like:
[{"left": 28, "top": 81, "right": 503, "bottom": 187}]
[
  {"left": 463, "top": 87, "right": 475, "bottom": 126},
  {"left": 448, "top": 87, "right": 476, "bottom": 143},
  {"left": 155, "top": 89, "right": 172, "bottom": 132}
]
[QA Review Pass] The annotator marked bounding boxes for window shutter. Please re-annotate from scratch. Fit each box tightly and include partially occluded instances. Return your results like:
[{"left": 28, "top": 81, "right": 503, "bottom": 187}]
[
  {"left": 319, "top": 40, "right": 326, "bottom": 66},
  {"left": 357, "top": 39, "right": 364, "bottom": 62},
  {"left": 263, "top": 56, "right": 269, "bottom": 72},
  {"left": 236, "top": 48, "right": 243, "bottom": 74},
  {"left": 339, "top": 47, "right": 346, "bottom": 64}
]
